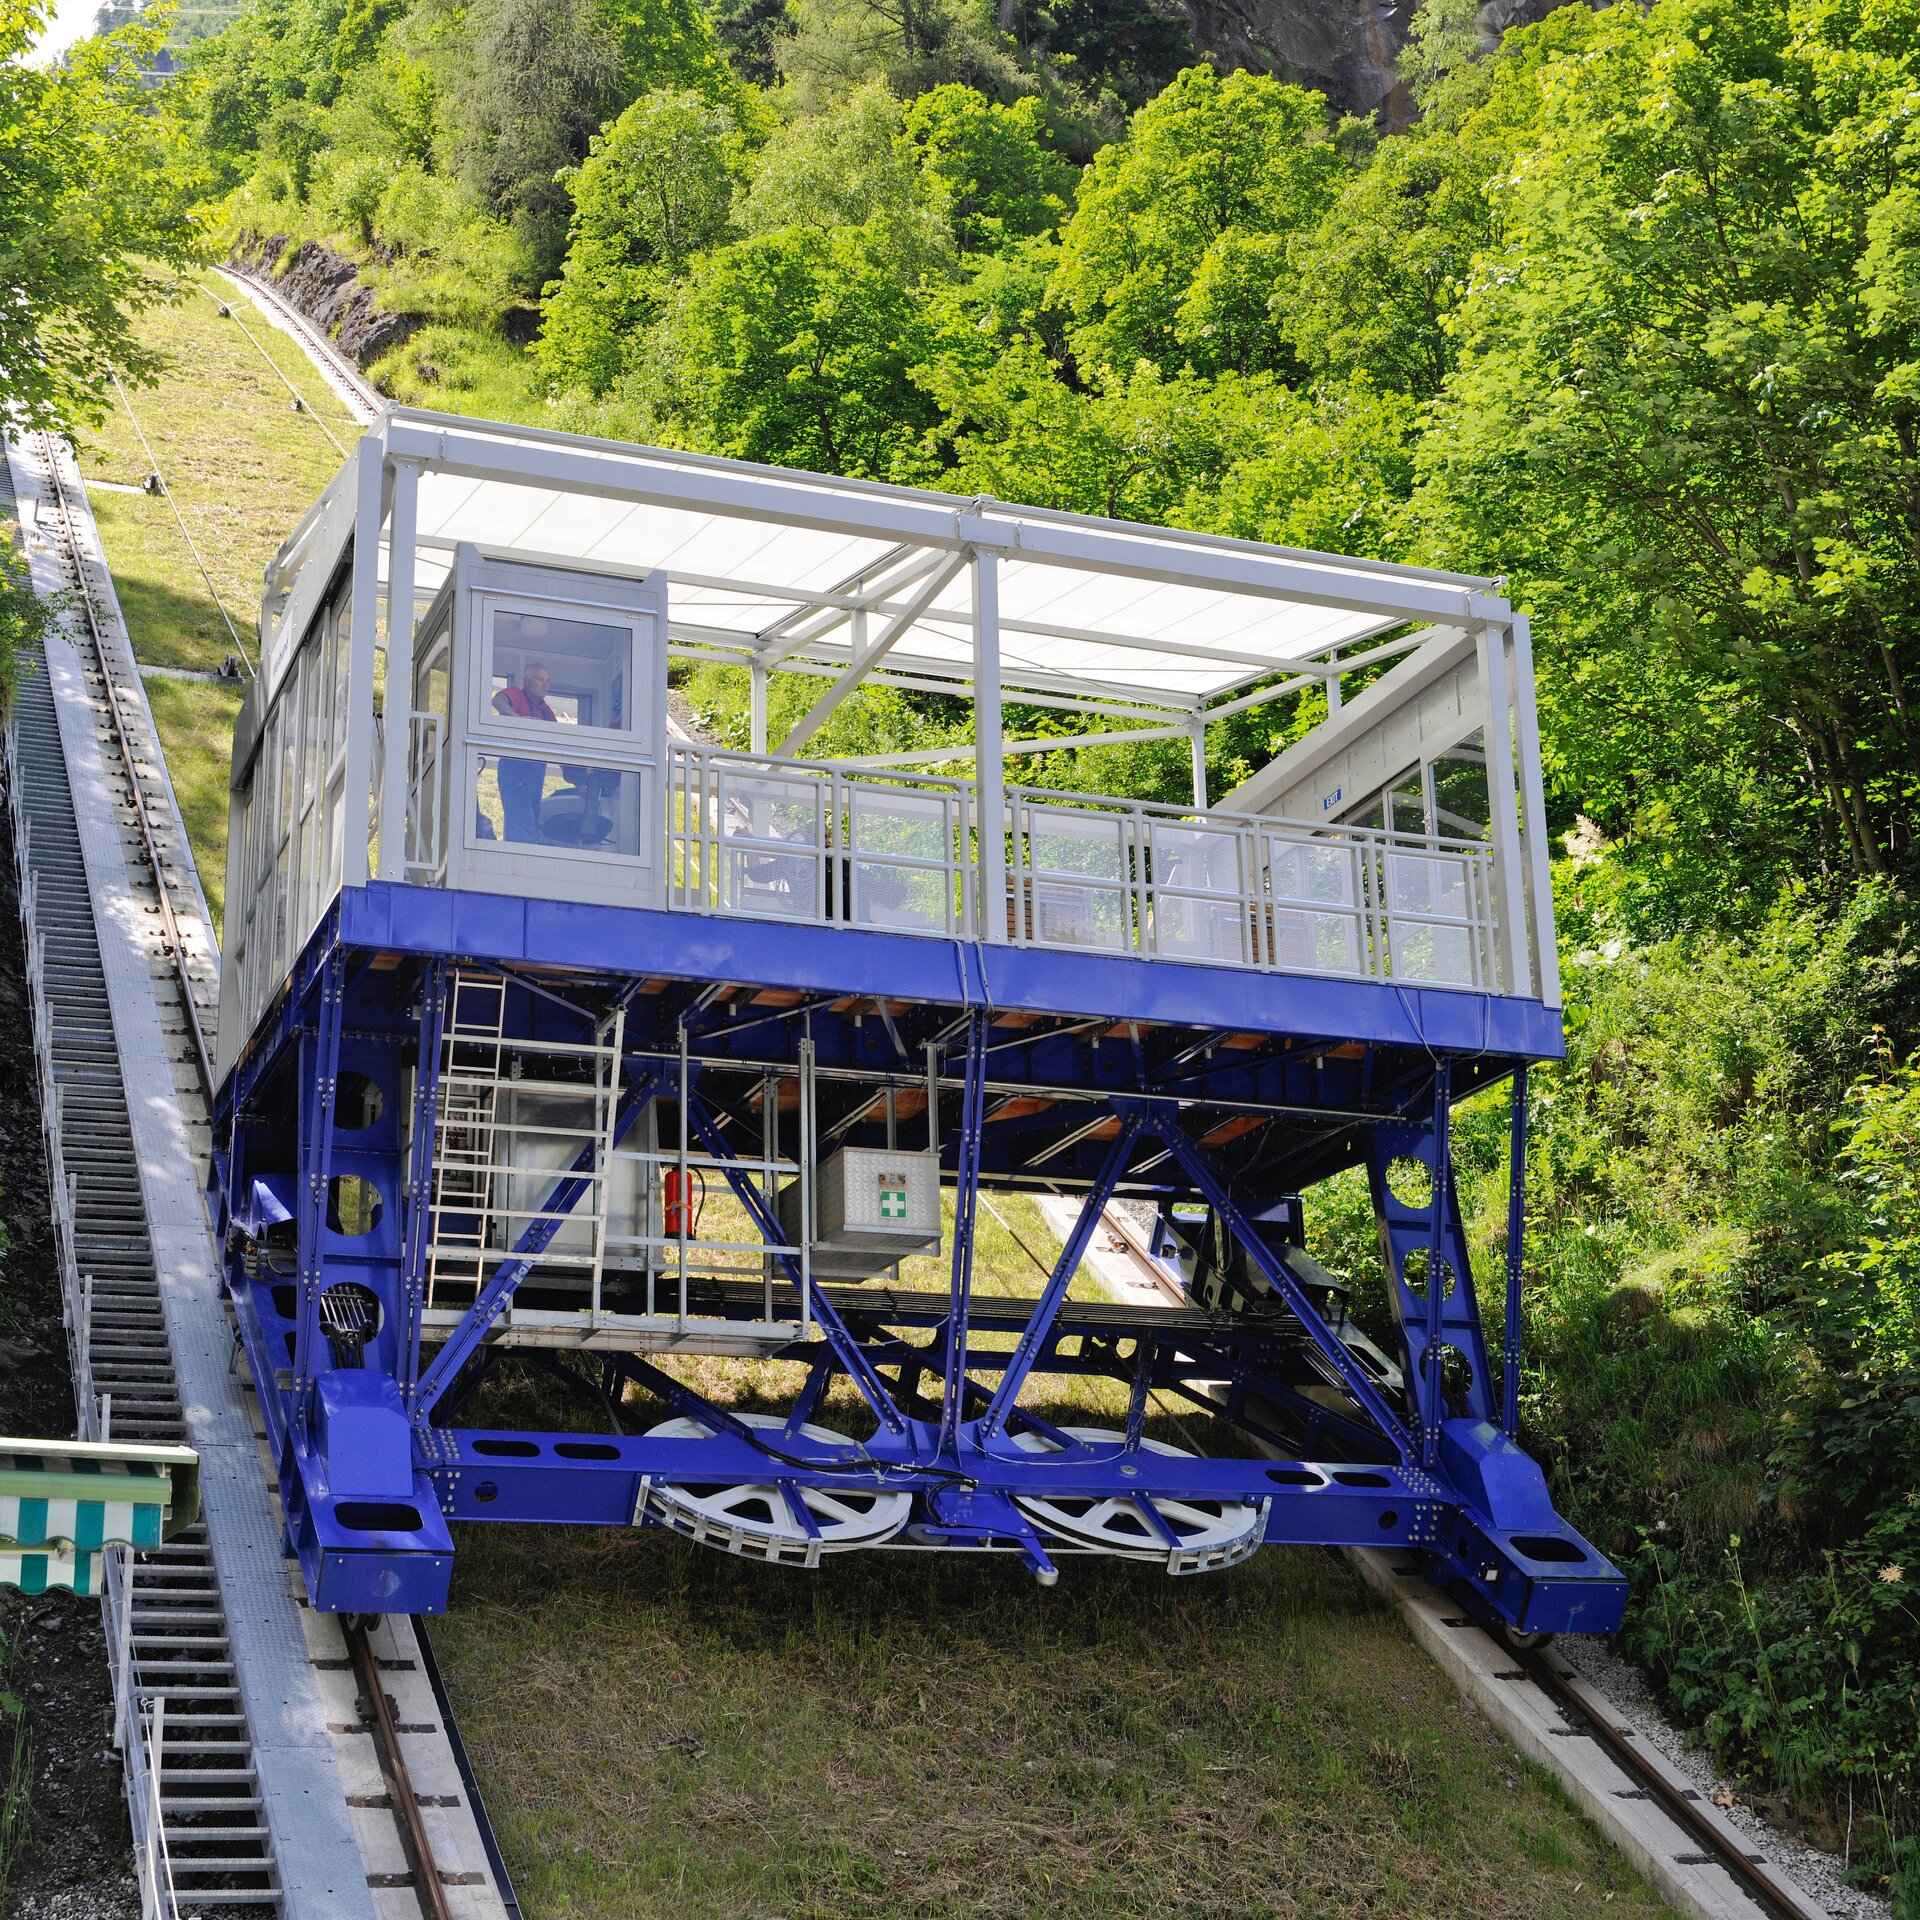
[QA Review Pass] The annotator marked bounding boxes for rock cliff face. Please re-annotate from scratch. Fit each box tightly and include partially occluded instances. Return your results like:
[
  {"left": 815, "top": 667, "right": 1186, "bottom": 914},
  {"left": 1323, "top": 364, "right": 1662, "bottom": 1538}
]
[
  {"left": 1187, "top": 0, "right": 1575, "bottom": 121},
  {"left": 228, "top": 235, "right": 420, "bottom": 370}
]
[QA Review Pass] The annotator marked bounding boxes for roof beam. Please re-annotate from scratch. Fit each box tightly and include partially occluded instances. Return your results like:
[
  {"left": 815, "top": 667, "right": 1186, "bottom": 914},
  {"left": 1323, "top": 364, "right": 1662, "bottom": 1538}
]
[
  {"left": 389, "top": 419, "right": 1507, "bottom": 626},
  {"left": 840, "top": 597, "right": 1398, "bottom": 680},
  {"left": 774, "top": 644, "right": 1207, "bottom": 710},
  {"left": 776, "top": 551, "right": 972, "bottom": 756},
  {"left": 836, "top": 720, "right": 1191, "bottom": 770},
  {"left": 757, "top": 548, "right": 950, "bottom": 666}
]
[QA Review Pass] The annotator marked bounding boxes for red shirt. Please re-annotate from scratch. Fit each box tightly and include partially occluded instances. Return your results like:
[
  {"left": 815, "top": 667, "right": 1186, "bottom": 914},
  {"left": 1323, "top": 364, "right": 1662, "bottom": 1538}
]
[{"left": 494, "top": 683, "right": 556, "bottom": 721}]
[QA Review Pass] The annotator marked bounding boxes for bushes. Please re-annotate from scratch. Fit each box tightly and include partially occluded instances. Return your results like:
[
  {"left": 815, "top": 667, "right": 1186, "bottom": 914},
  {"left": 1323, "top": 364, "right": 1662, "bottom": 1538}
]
[{"left": 1302, "top": 883, "right": 1920, "bottom": 1891}]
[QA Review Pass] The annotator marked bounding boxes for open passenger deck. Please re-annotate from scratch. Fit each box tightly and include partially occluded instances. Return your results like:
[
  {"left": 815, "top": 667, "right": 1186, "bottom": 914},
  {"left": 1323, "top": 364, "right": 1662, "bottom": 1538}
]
[{"left": 206, "top": 409, "right": 1621, "bottom": 1640}]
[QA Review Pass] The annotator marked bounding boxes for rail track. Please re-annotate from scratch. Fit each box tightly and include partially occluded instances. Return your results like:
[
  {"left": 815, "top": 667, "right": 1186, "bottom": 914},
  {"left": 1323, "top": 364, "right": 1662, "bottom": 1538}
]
[
  {"left": 1084, "top": 1205, "right": 1834, "bottom": 1920},
  {"left": 216, "top": 265, "right": 385, "bottom": 423},
  {"left": 14, "top": 260, "right": 1845, "bottom": 1920},
  {"left": 5, "top": 427, "right": 511, "bottom": 1918}
]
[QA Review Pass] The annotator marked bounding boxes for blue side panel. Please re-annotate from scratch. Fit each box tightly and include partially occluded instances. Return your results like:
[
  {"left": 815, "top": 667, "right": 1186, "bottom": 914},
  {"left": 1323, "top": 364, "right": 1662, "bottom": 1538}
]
[
  {"left": 212, "top": 881, "right": 1613, "bottom": 1628},
  {"left": 335, "top": 882, "right": 1566, "bottom": 1061}
]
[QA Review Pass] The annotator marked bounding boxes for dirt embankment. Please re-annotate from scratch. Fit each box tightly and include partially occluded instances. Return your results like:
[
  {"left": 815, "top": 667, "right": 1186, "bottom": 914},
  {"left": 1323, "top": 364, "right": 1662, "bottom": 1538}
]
[
  {"left": 0, "top": 759, "right": 135, "bottom": 1918},
  {"left": 227, "top": 233, "right": 420, "bottom": 370}
]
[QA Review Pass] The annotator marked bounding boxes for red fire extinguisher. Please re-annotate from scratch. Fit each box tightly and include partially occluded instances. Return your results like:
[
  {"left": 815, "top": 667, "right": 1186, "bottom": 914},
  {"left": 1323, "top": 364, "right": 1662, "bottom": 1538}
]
[{"left": 663, "top": 1167, "right": 689, "bottom": 1238}]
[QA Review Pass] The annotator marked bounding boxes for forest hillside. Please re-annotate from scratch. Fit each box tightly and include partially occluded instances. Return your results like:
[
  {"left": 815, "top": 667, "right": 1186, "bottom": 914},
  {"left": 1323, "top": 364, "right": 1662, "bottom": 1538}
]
[{"left": 6, "top": 0, "right": 1919, "bottom": 1902}]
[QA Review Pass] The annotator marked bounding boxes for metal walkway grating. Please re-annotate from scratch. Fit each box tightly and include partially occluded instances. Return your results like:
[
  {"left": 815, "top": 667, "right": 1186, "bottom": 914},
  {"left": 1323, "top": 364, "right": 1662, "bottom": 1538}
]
[{"left": 8, "top": 650, "right": 283, "bottom": 1910}]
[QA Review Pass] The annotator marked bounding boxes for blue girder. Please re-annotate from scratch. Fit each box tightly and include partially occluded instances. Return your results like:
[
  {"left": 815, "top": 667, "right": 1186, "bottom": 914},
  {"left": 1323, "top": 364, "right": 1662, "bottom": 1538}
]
[{"left": 208, "top": 881, "right": 1624, "bottom": 1634}]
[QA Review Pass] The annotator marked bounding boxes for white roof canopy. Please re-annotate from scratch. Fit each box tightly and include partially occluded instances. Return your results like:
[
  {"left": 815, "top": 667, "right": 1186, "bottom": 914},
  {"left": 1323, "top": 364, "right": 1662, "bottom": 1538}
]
[{"left": 267, "top": 410, "right": 1513, "bottom": 722}]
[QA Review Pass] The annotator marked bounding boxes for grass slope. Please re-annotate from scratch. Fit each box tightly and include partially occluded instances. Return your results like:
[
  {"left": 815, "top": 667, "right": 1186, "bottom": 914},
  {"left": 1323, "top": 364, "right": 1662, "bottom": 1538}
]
[
  {"left": 72, "top": 276, "right": 359, "bottom": 931},
  {"left": 434, "top": 1198, "right": 1672, "bottom": 1920},
  {"left": 79, "top": 292, "right": 1674, "bottom": 1920},
  {"left": 439, "top": 1532, "right": 1666, "bottom": 1920}
]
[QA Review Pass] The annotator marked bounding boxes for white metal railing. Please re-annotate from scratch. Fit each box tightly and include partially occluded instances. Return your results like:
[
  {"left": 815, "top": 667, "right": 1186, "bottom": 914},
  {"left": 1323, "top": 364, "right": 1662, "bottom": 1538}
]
[
  {"left": 399, "top": 730, "right": 1503, "bottom": 993},
  {"left": 663, "top": 743, "right": 1500, "bottom": 992},
  {"left": 4, "top": 719, "right": 181, "bottom": 1920},
  {"left": 1006, "top": 783, "right": 1500, "bottom": 991},
  {"left": 669, "top": 746, "right": 978, "bottom": 939}
]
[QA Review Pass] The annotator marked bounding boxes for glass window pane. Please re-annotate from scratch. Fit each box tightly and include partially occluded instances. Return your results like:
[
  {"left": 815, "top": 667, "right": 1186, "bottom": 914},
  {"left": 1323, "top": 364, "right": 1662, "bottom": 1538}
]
[
  {"left": 1431, "top": 733, "right": 1491, "bottom": 841},
  {"left": 850, "top": 787, "right": 949, "bottom": 862},
  {"left": 1272, "top": 908, "right": 1361, "bottom": 976},
  {"left": 1268, "top": 838, "right": 1358, "bottom": 907},
  {"left": 1027, "top": 807, "right": 1125, "bottom": 881},
  {"left": 1388, "top": 852, "right": 1472, "bottom": 920},
  {"left": 1150, "top": 824, "right": 1241, "bottom": 896},
  {"left": 851, "top": 861, "right": 951, "bottom": 933},
  {"left": 470, "top": 752, "right": 645, "bottom": 857},
  {"left": 1027, "top": 879, "right": 1128, "bottom": 951},
  {"left": 1152, "top": 895, "right": 1248, "bottom": 963},
  {"left": 488, "top": 607, "right": 634, "bottom": 733},
  {"left": 1391, "top": 921, "right": 1476, "bottom": 986}
]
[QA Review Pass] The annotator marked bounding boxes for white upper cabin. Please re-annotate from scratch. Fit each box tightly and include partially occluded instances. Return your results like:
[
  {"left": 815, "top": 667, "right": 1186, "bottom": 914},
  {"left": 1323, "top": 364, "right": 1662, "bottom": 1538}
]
[{"left": 216, "top": 409, "right": 1559, "bottom": 1076}]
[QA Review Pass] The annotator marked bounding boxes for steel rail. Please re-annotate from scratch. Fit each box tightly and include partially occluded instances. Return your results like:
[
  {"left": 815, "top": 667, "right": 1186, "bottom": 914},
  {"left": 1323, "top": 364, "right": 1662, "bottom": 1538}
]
[
  {"left": 31, "top": 428, "right": 479, "bottom": 1920},
  {"left": 344, "top": 1620, "right": 458, "bottom": 1920},
  {"left": 33, "top": 430, "right": 219, "bottom": 1108},
  {"left": 1095, "top": 1195, "right": 1827, "bottom": 1920},
  {"left": 217, "top": 267, "right": 384, "bottom": 423},
  {"left": 1509, "top": 1645, "right": 1827, "bottom": 1920}
]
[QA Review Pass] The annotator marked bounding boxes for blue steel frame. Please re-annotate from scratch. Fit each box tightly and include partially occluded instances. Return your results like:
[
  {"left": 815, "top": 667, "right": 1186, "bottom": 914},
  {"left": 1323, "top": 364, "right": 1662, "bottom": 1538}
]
[{"left": 208, "top": 880, "right": 1625, "bottom": 1635}]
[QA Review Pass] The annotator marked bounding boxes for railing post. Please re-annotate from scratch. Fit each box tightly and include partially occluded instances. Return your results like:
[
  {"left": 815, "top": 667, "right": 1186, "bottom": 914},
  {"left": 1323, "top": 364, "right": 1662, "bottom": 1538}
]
[
  {"left": 1474, "top": 620, "right": 1530, "bottom": 997},
  {"left": 340, "top": 435, "right": 390, "bottom": 890},
  {"left": 1510, "top": 613, "right": 1560, "bottom": 1008},
  {"left": 971, "top": 550, "right": 1006, "bottom": 942},
  {"left": 113, "top": 1544, "right": 132, "bottom": 1740},
  {"left": 373, "top": 435, "right": 413, "bottom": 872}
]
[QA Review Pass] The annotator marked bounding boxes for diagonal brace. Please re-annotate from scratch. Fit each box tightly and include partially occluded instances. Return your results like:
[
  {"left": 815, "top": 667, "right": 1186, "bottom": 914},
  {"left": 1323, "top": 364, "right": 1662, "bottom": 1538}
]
[
  {"left": 686, "top": 1096, "right": 909, "bottom": 1436},
  {"left": 412, "top": 1066, "right": 664, "bottom": 1423},
  {"left": 977, "top": 1116, "right": 1143, "bottom": 1442},
  {"left": 1143, "top": 1106, "right": 1414, "bottom": 1460}
]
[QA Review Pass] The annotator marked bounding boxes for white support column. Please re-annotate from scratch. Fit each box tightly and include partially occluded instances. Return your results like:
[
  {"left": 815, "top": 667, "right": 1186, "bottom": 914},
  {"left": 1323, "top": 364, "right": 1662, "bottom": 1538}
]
[
  {"left": 1326, "top": 669, "right": 1342, "bottom": 714},
  {"left": 1509, "top": 613, "right": 1560, "bottom": 1008},
  {"left": 1189, "top": 721, "right": 1208, "bottom": 811},
  {"left": 750, "top": 659, "right": 767, "bottom": 756},
  {"left": 339, "top": 436, "right": 388, "bottom": 890},
  {"left": 376, "top": 456, "right": 419, "bottom": 883},
  {"left": 1474, "top": 620, "right": 1531, "bottom": 998},
  {"left": 972, "top": 549, "right": 1007, "bottom": 943}
]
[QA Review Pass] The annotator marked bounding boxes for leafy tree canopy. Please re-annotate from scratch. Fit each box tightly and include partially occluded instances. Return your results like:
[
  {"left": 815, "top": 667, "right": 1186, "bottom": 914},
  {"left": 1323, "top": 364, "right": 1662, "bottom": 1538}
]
[
  {"left": 537, "top": 89, "right": 742, "bottom": 394},
  {"left": 1046, "top": 66, "right": 1348, "bottom": 380},
  {"left": 898, "top": 83, "right": 1069, "bottom": 252},
  {"left": 0, "top": 0, "right": 206, "bottom": 431}
]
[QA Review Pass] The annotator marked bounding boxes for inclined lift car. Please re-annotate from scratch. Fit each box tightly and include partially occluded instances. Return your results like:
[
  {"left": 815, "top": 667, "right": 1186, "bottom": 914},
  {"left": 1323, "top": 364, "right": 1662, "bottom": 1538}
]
[{"left": 207, "top": 409, "right": 1627, "bottom": 1636}]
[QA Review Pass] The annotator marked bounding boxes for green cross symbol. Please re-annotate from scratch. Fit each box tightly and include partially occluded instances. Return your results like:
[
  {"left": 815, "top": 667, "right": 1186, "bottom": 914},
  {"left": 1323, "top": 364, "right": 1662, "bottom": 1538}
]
[{"left": 879, "top": 1183, "right": 908, "bottom": 1221}]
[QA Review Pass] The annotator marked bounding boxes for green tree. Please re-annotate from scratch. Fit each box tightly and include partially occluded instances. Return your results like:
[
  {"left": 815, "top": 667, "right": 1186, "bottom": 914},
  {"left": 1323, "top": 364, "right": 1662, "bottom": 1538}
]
[
  {"left": 736, "top": 79, "right": 950, "bottom": 275},
  {"left": 174, "top": 0, "right": 309, "bottom": 185},
  {"left": 898, "top": 83, "right": 1070, "bottom": 252},
  {"left": 1281, "top": 122, "right": 1490, "bottom": 400},
  {"left": 649, "top": 222, "right": 939, "bottom": 475},
  {"left": 537, "top": 90, "right": 741, "bottom": 395},
  {"left": 440, "top": 0, "right": 625, "bottom": 274},
  {"left": 598, "top": 0, "right": 747, "bottom": 106},
  {"left": 709, "top": 0, "right": 792, "bottom": 86},
  {"left": 1047, "top": 66, "right": 1344, "bottom": 379},
  {"left": 1422, "top": 0, "right": 1920, "bottom": 902},
  {"left": 254, "top": 93, "right": 327, "bottom": 197},
  {"left": 775, "top": 0, "right": 1018, "bottom": 112},
  {"left": 0, "top": 0, "right": 206, "bottom": 432},
  {"left": 1006, "top": 0, "right": 1196, "bottom": 114}
]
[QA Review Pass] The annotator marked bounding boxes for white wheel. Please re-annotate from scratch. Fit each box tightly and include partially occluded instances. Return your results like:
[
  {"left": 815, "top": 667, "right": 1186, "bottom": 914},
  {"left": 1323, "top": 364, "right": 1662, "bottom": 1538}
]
[
  {"left": 641, "top": 1413, "right": 911, "bottom": 1564},
  {"left": 1008, "top": 1425, "right": 1262, "bottom": 1573}
]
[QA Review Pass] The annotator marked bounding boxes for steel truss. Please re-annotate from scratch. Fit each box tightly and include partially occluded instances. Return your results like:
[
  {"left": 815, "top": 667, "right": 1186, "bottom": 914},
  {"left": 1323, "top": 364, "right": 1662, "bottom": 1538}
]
[{"left": 210, "top": 896, "right": 1625, "bottom": 1633}]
